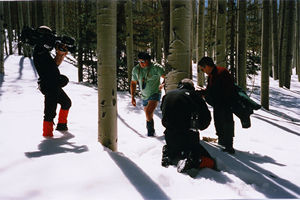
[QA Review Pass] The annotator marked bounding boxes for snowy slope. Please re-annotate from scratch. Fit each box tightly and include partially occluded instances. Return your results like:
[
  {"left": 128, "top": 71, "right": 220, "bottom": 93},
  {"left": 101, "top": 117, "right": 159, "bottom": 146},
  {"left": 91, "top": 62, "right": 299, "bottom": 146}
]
[{"left": 0, "top": 54, "right": 299, "bottom": 200}]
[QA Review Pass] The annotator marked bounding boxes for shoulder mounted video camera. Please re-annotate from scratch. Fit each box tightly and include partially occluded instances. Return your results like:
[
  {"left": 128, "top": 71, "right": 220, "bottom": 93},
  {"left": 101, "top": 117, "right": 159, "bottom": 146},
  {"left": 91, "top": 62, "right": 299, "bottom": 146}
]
[{"left": 21, "top": 26, "right": 76, "bottom": 53}]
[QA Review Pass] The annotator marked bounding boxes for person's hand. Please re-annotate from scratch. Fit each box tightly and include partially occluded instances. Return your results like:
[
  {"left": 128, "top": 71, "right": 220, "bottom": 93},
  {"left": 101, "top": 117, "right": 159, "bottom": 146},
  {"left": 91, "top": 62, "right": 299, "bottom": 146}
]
[
  {"left": 131, "top": 97, "right": 136, "bottom": 107},
  {"left": 195, "top": 85, "right": 205, "bottom": 91},
  {"left": 159, "top": 83, "right": 165, "bottom": 90},
  {"left": 55, "top": 44, "right": 68, "bottom": 66},
  {"left": 56, "top": 45, "right": 68, "bottom": 56}
]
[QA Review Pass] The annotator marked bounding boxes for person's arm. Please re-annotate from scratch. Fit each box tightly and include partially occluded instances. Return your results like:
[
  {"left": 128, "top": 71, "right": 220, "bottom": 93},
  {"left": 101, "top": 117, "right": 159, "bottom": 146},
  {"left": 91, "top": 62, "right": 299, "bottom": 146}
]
[
  {"left": 159, "top": 74, "right": 165, "bottom": 90},
  {"left": 130, "top": 80, "right": 137, "bottom": 106},
  {"left": 54, "top": 46, "right": 68, "bottom": 66}
]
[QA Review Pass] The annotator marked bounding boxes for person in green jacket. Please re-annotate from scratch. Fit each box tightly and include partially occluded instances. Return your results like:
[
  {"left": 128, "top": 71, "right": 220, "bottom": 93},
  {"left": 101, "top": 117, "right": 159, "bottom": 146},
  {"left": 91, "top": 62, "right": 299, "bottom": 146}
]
[{"left": 130, "top": 52, "right": 165, "bottom": 136}]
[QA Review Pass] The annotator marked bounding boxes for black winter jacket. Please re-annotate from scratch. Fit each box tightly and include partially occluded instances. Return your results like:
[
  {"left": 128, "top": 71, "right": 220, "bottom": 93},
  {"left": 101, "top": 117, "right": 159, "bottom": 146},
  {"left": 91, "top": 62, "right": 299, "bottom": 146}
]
[{"left": 161, "top": 88, "right": 211, "bottom": 131}]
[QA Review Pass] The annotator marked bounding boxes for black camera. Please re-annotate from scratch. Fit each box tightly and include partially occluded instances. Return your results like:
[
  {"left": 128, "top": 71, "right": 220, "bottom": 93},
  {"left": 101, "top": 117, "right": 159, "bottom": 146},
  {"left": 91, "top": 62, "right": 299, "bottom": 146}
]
[{"left": 21, "top": 26, "right": 76, "bottom": 53}]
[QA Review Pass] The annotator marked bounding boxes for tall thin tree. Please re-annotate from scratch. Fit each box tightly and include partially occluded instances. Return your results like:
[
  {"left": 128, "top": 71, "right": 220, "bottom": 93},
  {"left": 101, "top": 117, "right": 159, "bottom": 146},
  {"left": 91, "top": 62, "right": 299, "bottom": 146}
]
[
  {"left": 215, "top": 0, "right": 227, "bottom": 67},
  {"left": 283, "top": 0, "right": 296, "bottom": 89},
  {"left": 261, "top": 0, "right": 270, "bottom": 110},
  {"left": 0, "top": 1, "right": 4, "bottom": 74},
  {"left": 166, "top": 0, "right": 192, "bottom": 91},
  {"left": 125, "top": 0, "right": 134, "bottom": 85},
  {"left": 197, "top": 0, "right": 205, "bottom": 87},
  {"left": 237, "top": 0, "right": 247, "bottom": 91},
  {"left": 297, "top": 0, "right": 300, "bottom": 81},
  {"left": 272, "top": 0, "right": 279, "bottom": 80},
  {"left": 97, "top": 0, "right": 117, "bottom": 151}
]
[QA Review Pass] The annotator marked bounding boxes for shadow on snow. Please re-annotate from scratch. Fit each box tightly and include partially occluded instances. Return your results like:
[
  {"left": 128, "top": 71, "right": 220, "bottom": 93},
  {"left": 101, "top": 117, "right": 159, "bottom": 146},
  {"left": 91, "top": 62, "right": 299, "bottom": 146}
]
[
  {"left": 24, "top": 132, "right": 88, "bottom": 158},
  {"left": 201, "top": 141, "right": 300, "bottom": 198},
  {"left": 107, "top": 150, "right": 171, "bottom": 200}
]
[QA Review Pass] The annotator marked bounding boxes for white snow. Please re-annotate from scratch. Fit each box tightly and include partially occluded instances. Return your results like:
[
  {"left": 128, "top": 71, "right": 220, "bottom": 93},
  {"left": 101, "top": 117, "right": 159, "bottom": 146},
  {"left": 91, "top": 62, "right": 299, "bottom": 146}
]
[{"left": 0, "top": 54, "right": 299, "bottom": 199}]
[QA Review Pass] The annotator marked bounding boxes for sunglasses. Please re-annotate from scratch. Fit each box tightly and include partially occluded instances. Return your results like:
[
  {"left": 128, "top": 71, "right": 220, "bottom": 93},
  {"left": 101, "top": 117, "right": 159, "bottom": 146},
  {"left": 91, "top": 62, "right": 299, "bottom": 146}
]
[{"left": 138, "top": 60, "right": 146, "bottom": 64}]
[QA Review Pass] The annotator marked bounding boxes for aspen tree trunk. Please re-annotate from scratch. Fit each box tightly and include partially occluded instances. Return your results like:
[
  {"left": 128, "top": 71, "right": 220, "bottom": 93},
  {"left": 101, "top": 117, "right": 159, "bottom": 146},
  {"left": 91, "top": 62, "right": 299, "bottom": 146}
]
[
  {"left": 97, "top": 0, "right": 117, "bottom": 151},
  {"left": 297, "top": 0, "right": 300, "bottom": 81},
  {"left": 166, "top": 0, "right": 192, "bottom": 91},
  {"left": 156, "top": 1, "right": 163, "bottom": 64},
  {"left": 76, "top": 0, "right": 83, "bottom": 82},
  {"left": 60, "top": 0, "right": 64, "bottom": 32},
  {"left": 24, "top": 1, "right": 32, "bottom": 57},
  {"left": 0, "top": 1, "right": 4, "bottom": 74},
  {"left": 216, "top": 0, "right": 227, "bottom": 67},
  {"left": 197, "top": 0, "right": 205, "bottom": 87},
  {"left": 207, "top": 0, "right": 216, "bottom": 58},
  {"left": 33, "top": 1, "right": 38, "bottom": 27},
  {"left": 161, "top": 0, "right": 170, "bottom": 68},
  {"left": 55, "top": 0, "right": 60, "bottom": 33},
  {"left": 126, "top": 0, "right": 134, "bottom": 85},
  {"left": 272, "top": 0, "right": 279, "bottom": 80},
  {"left": 283, "top": 0, "right": 295, "bottom": 89},
  {"left": 192, "top": 0, "right": 197, "bottom": 63},
  {"left": 229, "top": 0, "right": 236, "bottom": 81},
  {"left": 43, "top": 0, "right": 50, "bottom": 26},
  {"left": 7, "top": 2, "right": 12, "bottom": 55},
  {"left": 261, "top": 0, "right": 270, "bottom": 110},
  {"left": 269, "top": 2, "right": 273, "bottom": 77},
  {"left": 279, "top": 0, "right": 285, "bottom": 87},
  {"left": 17, "top": 2, "right": 25, "bottom": 56},
  {"left": 237, "top": 0, "right": 247, "bottom": 91}
]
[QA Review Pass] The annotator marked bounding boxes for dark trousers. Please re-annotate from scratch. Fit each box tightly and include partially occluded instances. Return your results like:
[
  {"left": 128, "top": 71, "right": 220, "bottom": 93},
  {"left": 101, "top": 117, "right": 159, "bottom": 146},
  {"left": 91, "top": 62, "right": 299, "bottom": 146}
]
[
  {"left": 164, "top": 129, "right": 211, "bottom": 161},
  {"left": 213, "top": 106, "right": 234, "bottom": 148},
  {"left": 43, "top": 88, "right": 71, "bottom": 122}
]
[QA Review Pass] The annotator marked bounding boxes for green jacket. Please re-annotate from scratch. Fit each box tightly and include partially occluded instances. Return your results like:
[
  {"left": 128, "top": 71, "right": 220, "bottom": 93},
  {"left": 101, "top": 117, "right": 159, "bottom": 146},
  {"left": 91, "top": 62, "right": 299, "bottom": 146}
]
[{"left": 132, "top": 62, "right": 165, "bottom": 100}]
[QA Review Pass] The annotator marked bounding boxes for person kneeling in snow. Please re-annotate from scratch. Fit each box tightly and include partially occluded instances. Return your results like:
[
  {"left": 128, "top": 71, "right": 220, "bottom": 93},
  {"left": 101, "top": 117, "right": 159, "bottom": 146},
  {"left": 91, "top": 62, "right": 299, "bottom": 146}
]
[
  {"left": 33, "top": 26, "right": 71, "bottom": 137},
  {"left": 160, "top": 78, "right": 215, "bottom": 173}
]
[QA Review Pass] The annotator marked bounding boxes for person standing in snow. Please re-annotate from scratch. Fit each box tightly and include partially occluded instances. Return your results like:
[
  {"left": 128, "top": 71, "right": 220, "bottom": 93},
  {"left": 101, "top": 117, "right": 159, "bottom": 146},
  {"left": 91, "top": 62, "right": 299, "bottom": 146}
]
[
  {"left": 33, "top": 26, "right": 71, "bottom": 137},
  {"left": 160, "top": 78, "right": 215, "bottom": 172},
  {"left": 197, "top": 56, "right": 236, "bottom": 154},
  {"left": 130, "top": 52, "right": 165, "bottom": 136}
]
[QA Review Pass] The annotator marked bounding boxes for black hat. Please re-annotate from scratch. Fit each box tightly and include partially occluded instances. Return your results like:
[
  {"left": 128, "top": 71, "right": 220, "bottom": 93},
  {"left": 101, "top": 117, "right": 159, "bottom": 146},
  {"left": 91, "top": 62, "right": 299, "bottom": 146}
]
[{"left": 138, "top": 52, "right": 151, "bottom": 61}]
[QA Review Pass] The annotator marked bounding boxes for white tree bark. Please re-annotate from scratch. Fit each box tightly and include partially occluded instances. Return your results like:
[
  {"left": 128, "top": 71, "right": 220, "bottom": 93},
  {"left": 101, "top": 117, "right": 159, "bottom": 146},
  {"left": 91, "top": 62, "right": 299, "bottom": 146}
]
[
  {"left": 97, "top": 0, "right": 118, "bottom": 151},
  {"left": 166, "top": 0, "right": 192, "bottom": 91}
]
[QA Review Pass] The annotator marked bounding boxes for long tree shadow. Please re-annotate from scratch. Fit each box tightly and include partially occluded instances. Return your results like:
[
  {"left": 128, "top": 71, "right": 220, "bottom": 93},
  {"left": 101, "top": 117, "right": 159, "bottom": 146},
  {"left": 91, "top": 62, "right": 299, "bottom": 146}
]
[
  {"left": 253, "top": 115, "right": 300, "bottom": 137},
  {"left": 25, "top": 132, "right": 88, "bottom": 158},
  {"left": 251, "top": 85, "right": 300, "bottom": 122},
  {"left": 107, "top": 150, "right": 171, "bottom": 200},
  {"left": 201, "top": 141, "right": 300, "bottom": 198}
]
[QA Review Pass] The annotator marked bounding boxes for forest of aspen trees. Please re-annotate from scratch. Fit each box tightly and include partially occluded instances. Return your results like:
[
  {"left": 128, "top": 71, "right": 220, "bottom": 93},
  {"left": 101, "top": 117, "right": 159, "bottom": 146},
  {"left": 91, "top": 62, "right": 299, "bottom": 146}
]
[{"left": 0, "top": 0, "right": 299, "bottom": 150}]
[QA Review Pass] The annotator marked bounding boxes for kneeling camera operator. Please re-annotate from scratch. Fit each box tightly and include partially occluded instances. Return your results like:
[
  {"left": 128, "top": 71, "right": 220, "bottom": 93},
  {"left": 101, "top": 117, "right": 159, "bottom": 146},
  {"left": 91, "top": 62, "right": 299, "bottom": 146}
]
[{"left": 21, "top": 25, "right": 75, "bottom": 137}]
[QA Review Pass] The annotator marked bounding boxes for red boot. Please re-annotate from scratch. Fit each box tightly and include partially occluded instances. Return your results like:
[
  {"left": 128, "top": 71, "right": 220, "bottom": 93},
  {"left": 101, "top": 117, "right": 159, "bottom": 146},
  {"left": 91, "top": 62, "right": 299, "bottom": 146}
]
[
  {"left": 56, "top": 109, "right": 69, "bottom": 131},
  {"left": 43, "top": 121, "right": 54, "bottom": 137}
]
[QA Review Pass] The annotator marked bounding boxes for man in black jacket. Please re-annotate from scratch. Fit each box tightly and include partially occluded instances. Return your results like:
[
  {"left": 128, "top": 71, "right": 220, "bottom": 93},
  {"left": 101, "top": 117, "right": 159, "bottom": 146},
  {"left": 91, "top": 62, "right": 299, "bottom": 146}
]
[
  {"left": 198, "top": 56, "right": 235, "bottom": 154},
  {"left": 33, "top": 26, "right": 71, "bottom": 137},
  {"left": 161, "top": 78, "right": 215, "bottom": 173}
]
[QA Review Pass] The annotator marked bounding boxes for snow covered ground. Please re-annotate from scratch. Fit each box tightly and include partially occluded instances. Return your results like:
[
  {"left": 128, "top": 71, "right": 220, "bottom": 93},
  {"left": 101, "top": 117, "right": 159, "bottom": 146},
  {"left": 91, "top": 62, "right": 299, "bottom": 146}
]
[{"left": 0, "top": 54, "right": 299, "bottom": 199}]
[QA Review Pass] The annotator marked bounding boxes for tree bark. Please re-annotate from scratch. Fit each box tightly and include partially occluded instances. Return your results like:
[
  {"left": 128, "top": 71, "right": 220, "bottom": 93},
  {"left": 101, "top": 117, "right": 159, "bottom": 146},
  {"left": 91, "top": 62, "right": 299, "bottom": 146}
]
[
  {"left": 216, "top": 0, "right": 227, "bottom": 67},
  {"left": 126, "top": 0, "right": 134, "bottom": 85},
  {"left": 166, "top": 0, "right": 192, "bottom": 91},
  {"left": 97, "top": 0, "right": 118, "bottom": 151},
  {"left": 261, "top": 0, "right": 270, "bottom": 110},
  {"left": 237, "top": 0, "right": 247, "bottom": 91}
]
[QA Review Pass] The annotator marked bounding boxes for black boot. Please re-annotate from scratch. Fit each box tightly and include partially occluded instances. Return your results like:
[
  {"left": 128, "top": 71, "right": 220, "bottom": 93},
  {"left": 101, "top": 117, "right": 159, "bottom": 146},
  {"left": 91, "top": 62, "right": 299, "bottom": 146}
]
[
  {"left": 161, "top": 145, "right": 170, "bottom": 167},
  {"left": 56, "top": 123, "right": 68, "bottom": 131},
  {"left": 146, "top": 119, "right": 155, "bottom": 136}
]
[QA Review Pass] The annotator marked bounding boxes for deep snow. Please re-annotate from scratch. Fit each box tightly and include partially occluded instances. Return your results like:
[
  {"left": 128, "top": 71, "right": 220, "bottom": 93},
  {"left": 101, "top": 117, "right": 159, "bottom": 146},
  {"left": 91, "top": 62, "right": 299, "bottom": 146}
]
[{"left": 0, "top": 54, "right": 299, "bottom": 200}]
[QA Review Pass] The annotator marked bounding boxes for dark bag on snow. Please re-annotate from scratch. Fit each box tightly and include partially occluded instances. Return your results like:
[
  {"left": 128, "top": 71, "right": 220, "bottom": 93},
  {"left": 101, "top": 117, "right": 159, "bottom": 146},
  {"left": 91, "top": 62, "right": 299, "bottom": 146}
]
[{"left": 231, "top": 84, "right": 261, "bottom": 128}]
